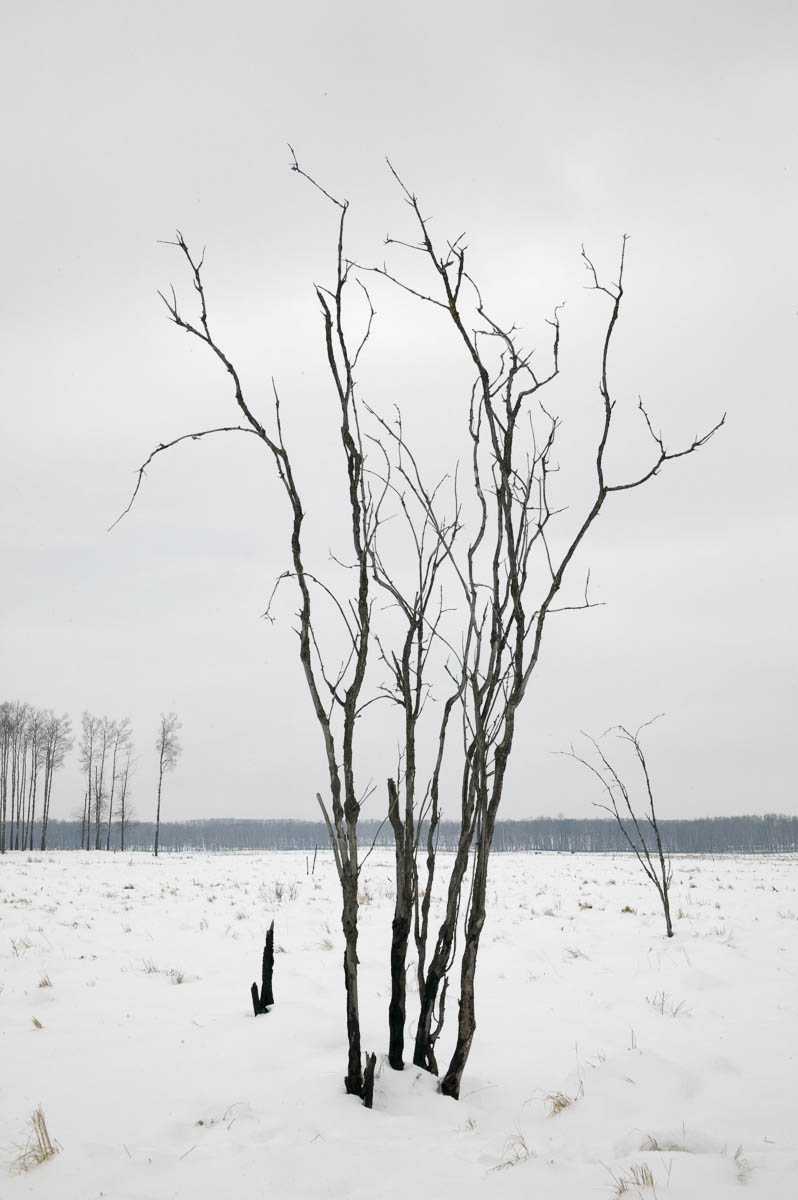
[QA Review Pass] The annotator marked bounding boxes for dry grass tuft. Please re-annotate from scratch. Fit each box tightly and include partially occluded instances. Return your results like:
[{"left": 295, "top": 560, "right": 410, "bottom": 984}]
[
  {"left": 141, "top": 960, "right": 185, "bottom": 983},
  {"left": 606, "top": 1161, "right": 657, "bottom": 1196},
  {"left": 37, "top": 975, "right": 52, "bottom": 989},
  {"left": 261, "top": 878, "right": 299, "bottom": 905},
  {"left": 489, "top": 1130, "right": 534, "bottom": 1172},
  {"left": 31, "top": 1017, "right": 43, "bottom": 1030},
  {"left": 544, "top": 1089, "right": 577, "bottom": 1117},
  {"left": 733, "top": 1144, "right": 752, "bottom": 1184},
  {"left": 10, "top": 1106, "right": 61, "bottom": 1175},
  {"left": 646, "top": 990, "right": 691, "bottom": 1017},
  {"left": 642, "top": 1132, "right": 687, "bottom": 1153}
]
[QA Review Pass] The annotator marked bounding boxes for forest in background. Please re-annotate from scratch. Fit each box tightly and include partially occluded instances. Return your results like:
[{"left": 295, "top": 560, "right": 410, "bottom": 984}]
[{"left": 27, "top": 814, "right": 798, "bottom": 855}]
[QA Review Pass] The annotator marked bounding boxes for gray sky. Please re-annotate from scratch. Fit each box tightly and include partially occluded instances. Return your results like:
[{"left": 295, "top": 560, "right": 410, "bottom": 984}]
[{"left": 2, "top": 0, "right": 796, "bottom": 824}]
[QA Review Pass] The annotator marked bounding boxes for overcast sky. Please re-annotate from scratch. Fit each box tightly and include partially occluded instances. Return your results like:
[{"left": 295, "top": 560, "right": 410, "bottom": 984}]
[{"left": 2, "top": 0, "right": 796, "bottom": 826}]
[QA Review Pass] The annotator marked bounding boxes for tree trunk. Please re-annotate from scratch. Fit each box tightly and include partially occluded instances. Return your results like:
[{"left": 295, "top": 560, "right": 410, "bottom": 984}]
[
  {"left": 251, "top": 920, "right": 275, "bottom": 1015},
  {"left": 387, "top": 778, "right": 412, "bottom": 1070},
  {"left": 154, "top": 766, "right": 163, "bottom": 857},
  {"left": 362, "top": 1052, "right": 377, "bottom": 1109},
  {"left": 261, "top": 920, "right": 275, "bottom": 1005},
  {"left": 662, "top": 886, "right": 674, "bottom": 937},
  {"left": 440, "top": 828, "right": 491, "bottom": 1099},
  {"left": 413, "top": 808, "right": 477, "bottom": 1072},
  {"left": 341, "top": 866, "right": 363, "bottom": 1096},
  {"left": 40, "top": 759, "right": 53, "bottom": 851}
]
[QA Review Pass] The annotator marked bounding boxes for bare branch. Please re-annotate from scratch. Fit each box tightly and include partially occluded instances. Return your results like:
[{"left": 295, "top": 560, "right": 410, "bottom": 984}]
[{"left": 109, "top": 426, "right": 259, "bottom": 530}]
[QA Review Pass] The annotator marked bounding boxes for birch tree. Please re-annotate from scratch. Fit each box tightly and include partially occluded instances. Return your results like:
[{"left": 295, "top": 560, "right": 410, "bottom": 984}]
[{"left": 154, "top": 712, "right": 181, "bottom": 857}]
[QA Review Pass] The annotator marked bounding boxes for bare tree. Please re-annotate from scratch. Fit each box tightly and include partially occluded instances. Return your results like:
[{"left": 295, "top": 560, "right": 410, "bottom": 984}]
[
  {"left": 117, "top": 746, "right": 136, "bottom": 851},
  {"left": 79, "top": 711, "right": 99, "bottom": 850},
  {"left": 22, "top": 707, "right": 45, "bottom": 850},
  {"left": 92, "top": 717, "right": 114, "bottom": 850},
  {"left": 0, "top": 703, "right": 72, "bottom": 851},
  {"left": 1, "top": 702, "right": 33, "bottom": 850},
  {"left": 363, "top": 173, "right": 722, "bottom": 1097},
  {"left": 116, "top": 155, "right": 381, "bottom": 1099},
  {"left": 565, "top": 719, "right": 674, "bottom": 937},
  {"left": 0, "top": 702, "right": 9, "bottom": 852},
  {"left": 116, "top": 157, "right": 722, "bottom": 1102},
  {"left": 105, "top": 718, "right": 133, "bottom": 851},
  {"left": 154, "top": 712, "right": 181, "bottom": 857},
  {"left": 39, "top": 711, "right": 73, "bottom": 850},
  {"left": 366, "top": 427, "right": 463, "bottom": 1071},
  {"left": 9, "top": 702, "right": 32, "bottom": 850}
]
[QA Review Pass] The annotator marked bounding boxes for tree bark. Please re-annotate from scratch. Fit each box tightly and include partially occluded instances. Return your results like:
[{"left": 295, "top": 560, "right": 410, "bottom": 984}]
[
  {"left": 362, "top": 1051, "right": 377, "bottom": 1109},
  {"left": 413, "top": 801, "right": 477, "bottom": 1072},
  {"left": 387, "top": 778, "right": 412, "bottom": 1070},
  {"left": 341, "top": 866, "right": 363, "bottom": 1096}
]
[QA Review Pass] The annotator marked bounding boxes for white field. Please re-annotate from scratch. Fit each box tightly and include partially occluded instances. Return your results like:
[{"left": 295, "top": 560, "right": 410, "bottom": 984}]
[{"left": 1, "top": 850, "right": 796, "bottom": 1199}]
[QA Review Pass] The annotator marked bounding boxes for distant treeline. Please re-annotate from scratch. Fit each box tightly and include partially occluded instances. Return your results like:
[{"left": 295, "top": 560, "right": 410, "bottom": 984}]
[{"left": 23, "top": 814, "right": 798, "bottom": 855}]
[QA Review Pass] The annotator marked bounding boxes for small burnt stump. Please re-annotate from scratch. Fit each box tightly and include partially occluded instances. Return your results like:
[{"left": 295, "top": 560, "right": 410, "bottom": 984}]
[
  {"left": 251, "top": 920, "right": 275, "bottom": 1016},
  {"left": 362, "top": 1051, "right": 377, "bottom": 1109}
]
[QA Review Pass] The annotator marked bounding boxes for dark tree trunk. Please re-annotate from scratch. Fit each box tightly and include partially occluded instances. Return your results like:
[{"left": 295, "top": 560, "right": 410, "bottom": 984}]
[
  {"left": 261, "top": 920, "right": 275, "bottom": 1005},
  {"left": 661, "top": 885, "right": 674, "bottom": 937},
  {"left": 40, "top": 762, "right": 52, "bottom": 851},
  {"left": 413, "top": 806, "right": 477, "bottom": 1072},
  {"left": 362, "top": 1052, "right": 377, "bottom": 1109},
  {"left": 341, "top": 866, "right": 363, "bottom": 1096},
  {"left": 387, "top": 778, "right": 412, "bottom": 1070},
  {"left": 154, "top": 767, "right": 163, "bottom": 857},
  {"left": 440, "top": 824, "right": 491, "bottom": 1099}
]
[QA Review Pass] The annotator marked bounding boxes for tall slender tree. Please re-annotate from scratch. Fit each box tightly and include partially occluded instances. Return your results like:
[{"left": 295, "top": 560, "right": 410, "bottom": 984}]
[
  {"left": 39, "top": 711, "right": 72, "bottom": 850},
  {"left": 117, "top": 745, "right": 135, "bottom": 851},
  {"left": 154, "top": 712, "right": 181, "bottom": 857},
  {"left": 105, "top": 718, "right": 133, "bottom": 851},
  {"left": 79, "top": 711, "right": 100, "bottom": 850}
]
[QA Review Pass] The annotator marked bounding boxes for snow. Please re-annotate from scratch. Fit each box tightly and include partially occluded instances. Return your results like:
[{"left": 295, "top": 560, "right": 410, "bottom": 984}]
[{"left": 1, "top": 849, "right": 796, "bottom": 1198}]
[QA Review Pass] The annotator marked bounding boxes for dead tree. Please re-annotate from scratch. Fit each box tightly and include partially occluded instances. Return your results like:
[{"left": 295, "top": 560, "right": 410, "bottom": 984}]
[
  {"left": 251, "top": 921, "right": 275, "bottom": 1014},
  {"left": 365, "top": 170, "right": 723, "bottom": 1097},
  {"left": 362, "top": 1051, "right": 377, "bottom": 1109},
  {"left": 116, "top": 157, "right": 722, "bottom": 1103},
  {"left": 114, "top": 155, "right": 378, "bottom": 1099},
  {"left": 367, "top": 431, "right": 462, "bottom": 1070},
  {"left": 565, "top": 719, "right": 675, "bottom": 937}
]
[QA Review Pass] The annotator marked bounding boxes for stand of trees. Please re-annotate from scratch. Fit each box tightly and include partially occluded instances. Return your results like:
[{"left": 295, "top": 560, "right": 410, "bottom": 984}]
[
  {"left": 31, "top": 814, "right": 798, "bottom": 854},
  {"left": 1, "top": 702, "right": 181, "bottom": 853},
  {"left": 0, "top": 701, "right": 72, "bottom": 852},
  {"left": 78, "top": 713, "right": 135, "bottom": 851}
]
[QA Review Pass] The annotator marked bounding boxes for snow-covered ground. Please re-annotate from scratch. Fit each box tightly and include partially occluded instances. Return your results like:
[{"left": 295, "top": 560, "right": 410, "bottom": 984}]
[{"left": 1, "top": 849, "right": 796, "bottom": 1198}]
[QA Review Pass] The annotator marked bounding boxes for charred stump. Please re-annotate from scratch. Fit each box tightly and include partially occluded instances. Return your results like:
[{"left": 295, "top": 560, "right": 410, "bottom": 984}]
[
  {"left": 251, "top": 920, "right": 275, "bottom": 1015},
  {"left": 362, "top": 1052, "right": 377, "bottom": 1109}
]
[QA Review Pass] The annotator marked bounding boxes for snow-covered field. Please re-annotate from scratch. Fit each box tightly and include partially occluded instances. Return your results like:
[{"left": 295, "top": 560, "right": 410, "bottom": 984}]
[{"left": 1, "top": 850, "right": 796, "bottom": 1199}]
